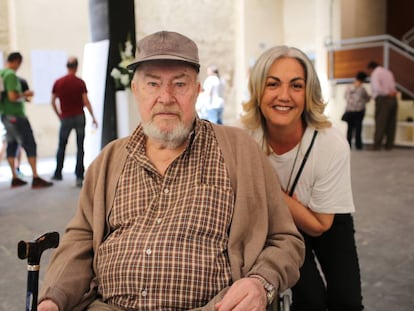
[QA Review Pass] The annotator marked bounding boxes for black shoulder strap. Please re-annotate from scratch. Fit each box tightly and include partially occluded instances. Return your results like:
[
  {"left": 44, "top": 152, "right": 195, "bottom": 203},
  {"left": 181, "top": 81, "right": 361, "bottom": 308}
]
[{"left": 288, "top": 130, "right": 318, "bottom": 196}]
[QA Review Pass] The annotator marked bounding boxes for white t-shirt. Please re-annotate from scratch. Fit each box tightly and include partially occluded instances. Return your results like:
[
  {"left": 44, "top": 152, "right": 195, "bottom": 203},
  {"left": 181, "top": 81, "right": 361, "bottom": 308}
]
[
  {"left": 202, "top": 75, "right": 224, "bottom": 109},
  {"left": 251, "top": 126, "right": 355, "bottom": 214}
]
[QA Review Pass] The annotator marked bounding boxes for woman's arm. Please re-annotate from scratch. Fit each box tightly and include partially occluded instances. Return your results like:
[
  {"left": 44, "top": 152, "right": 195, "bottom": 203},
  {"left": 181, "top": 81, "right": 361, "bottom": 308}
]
[{"left": 283, "top": 192, "right": 334, "bottom": 236}]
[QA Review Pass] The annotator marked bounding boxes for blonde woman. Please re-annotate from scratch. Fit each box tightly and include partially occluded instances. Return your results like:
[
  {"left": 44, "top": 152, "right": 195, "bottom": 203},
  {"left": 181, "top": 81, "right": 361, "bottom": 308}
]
[{"left": 241, "top": 46, "right": 363, "bottom": 311}]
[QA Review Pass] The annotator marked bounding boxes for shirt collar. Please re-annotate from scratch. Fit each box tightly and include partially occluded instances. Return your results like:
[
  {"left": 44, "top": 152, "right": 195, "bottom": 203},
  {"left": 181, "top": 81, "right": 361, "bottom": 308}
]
[{"left": 125, "top": 116, "right": 202, "bottom": 159}]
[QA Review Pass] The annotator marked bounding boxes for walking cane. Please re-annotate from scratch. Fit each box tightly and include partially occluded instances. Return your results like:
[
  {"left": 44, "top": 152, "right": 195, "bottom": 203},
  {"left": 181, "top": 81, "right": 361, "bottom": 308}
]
[{"left": 18, "top": 232, "right": 60, "bottom": 311}]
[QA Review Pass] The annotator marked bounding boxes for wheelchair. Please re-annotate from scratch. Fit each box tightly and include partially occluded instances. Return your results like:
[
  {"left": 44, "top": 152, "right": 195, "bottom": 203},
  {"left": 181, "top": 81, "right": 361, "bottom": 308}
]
[
  {"left": 268, "top": 290, "right": 291, "bottom": 311},
  {"left": 18, "top": 232, "right": 293, "bottom": 311},
  {"left": 278, "top": 291, "right": 291, "bottom": 311}
]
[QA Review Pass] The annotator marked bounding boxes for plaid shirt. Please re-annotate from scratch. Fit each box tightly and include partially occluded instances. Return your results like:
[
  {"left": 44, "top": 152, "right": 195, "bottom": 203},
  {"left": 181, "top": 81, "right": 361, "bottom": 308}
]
[{"left": 97, "top": 120, "right": 234, "bottom": 310}]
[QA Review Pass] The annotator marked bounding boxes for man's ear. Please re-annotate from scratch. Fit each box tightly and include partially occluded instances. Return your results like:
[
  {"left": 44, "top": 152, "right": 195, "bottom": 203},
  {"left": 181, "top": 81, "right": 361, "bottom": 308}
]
[{"left": 131, "top": 79, "right": 137, "bottom": 93}]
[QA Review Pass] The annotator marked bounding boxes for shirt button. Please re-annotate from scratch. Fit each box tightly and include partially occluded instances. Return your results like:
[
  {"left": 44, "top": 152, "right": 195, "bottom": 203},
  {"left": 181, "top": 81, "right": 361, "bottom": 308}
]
[
  {"left": 145, "top": 248, "right": 152, "bottom": 255},
  {"left": 156, "top": 218, "right": 162, "bottom": 224},
  {"left": 164, "top": 188, "right": 169, "bottom": 194},
  {"left": 141, "top": 290, "right": 147, "bottom": 297}
]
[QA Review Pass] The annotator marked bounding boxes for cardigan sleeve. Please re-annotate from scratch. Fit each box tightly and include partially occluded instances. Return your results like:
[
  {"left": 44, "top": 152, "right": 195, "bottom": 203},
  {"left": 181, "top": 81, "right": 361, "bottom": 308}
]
[
  {"left": 38, "top": 138, "right": 129, "bottom": 311},
  {"left": 38, "top": 165, "right": 100, "bottom": 311},
  {"left": 212, "top": 124, "right": 305, "bottom": 291}
]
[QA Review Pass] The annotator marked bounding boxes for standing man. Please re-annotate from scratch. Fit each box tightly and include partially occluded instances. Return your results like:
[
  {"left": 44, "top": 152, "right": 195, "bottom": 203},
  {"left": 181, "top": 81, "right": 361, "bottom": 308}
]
[
  {"left": 367, "top": 61, "right": 398, "bottom": 150},
  {"left": 37, "top": 31, "right": 304, "bottom": 311},
  {"left": 0, "top": 52, "right": 53, "bottom": 189},
  {"left": 51, "top": 57, "right": 98, "bottom": 187}
]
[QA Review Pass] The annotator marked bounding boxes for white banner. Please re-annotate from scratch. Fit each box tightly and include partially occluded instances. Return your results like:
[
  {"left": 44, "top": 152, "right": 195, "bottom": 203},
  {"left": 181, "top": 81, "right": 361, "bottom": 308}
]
[
  {"left": 30, "top": 50, "right": 67, "bottom": 104},
  {"left": 82, "top": 40, "right": 109, "bottom": 167}
]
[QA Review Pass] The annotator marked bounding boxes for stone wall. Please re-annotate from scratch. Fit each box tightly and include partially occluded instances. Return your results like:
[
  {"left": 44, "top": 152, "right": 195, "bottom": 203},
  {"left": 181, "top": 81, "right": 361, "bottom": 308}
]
[
  {"left": 341, "top": 0, "right": 386, "bottom": 39},
  {"left": 0, "top": 0, "right": 391, "bottom": 158},
  {"left": 135, "top": 0, "right": 238, "bottom": 121},
  {"left": 1, "top": 0, "right": 90, "bottom": 158},
  {"left": 0, "top": 0, "right": 10, "bottom": 55}
]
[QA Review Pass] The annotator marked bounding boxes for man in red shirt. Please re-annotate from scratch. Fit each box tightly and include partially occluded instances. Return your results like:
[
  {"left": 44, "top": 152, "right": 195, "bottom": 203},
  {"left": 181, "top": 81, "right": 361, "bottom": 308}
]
[{"left": 51, "top": 57, "right": 98, "bottom": 186}]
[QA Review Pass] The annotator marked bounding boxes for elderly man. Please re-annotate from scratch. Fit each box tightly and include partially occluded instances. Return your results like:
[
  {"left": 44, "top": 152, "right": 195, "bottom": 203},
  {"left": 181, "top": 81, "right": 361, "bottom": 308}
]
[{"left": 38, "top": 31, "right": 304, "bottom": 311}]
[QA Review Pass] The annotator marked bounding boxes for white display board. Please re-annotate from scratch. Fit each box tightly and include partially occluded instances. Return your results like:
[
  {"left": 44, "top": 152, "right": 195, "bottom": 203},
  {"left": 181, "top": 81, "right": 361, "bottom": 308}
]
[
  {"left": 82, "top": 40, "right": 109, "bottom": 167},
  {"left": 30, "top": 50, "right": 68, "bottom": 104}
]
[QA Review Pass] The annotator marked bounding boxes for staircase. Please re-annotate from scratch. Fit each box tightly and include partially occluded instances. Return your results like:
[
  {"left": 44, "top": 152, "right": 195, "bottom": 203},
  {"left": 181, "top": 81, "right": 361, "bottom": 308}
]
[
  {"left": 327, "top": 34, "right": 414, "bottom": 99},
  {"left": 327, "top": 35, "right": 414, "bottom": 147}
]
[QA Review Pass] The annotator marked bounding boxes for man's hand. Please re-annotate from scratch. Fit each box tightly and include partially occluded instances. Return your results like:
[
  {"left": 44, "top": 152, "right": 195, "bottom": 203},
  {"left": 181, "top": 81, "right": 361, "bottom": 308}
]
[
  {"left": 215, "top": 277, "right": 267, "bottom": 311},
  {"left": 23, "top": 90, "right": 34, "bottom": 102},
  {"left": 23, "top": 90, "right": 34, "bottom": 97},
  {"left": 38, "top": 299, "right": 59, "bottom": 311},
  {"left": 389, "top": 90, "right": 398, "bottom": 97}
]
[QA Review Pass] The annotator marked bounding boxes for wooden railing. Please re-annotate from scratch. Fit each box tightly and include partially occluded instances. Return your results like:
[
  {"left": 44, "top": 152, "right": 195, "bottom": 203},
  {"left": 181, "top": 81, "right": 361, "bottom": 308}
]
[{"left": 327, "top": 35, "right": 414, "bottom": 99}]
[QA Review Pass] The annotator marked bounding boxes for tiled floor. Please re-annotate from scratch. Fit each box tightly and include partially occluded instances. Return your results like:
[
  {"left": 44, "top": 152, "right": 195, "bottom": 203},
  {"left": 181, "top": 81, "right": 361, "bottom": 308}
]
[{"left": 0, "top": 148, "right": 413, "bottom": 310}]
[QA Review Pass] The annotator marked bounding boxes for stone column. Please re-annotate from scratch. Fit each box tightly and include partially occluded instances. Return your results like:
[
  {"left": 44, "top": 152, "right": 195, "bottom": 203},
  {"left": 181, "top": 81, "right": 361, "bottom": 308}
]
[{"left": 88, "top": 0, "right": 136, "bottom": 147}]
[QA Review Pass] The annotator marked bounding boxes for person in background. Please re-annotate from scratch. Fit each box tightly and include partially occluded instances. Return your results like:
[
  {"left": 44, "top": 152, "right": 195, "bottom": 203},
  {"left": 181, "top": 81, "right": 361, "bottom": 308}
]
[
  {"left": 343, "top": 71, "right": 371, "bottom": 150},
  {"left": 51, "top": 57, "right": 98, "bottom": 187},
  {"left": 367, "top": 61, "right": 398, "bottom": 150},
  {"left": 12, "top": 76, "right": 32, "bottom": 177},
  {"left": 37, "top": 31, "right": 304, "bottom": 311},
  {"left": 202, "top": 65, "right": 225, "bottom": 124},
  {"left": 0, "top": 76, "right": 28, "bottom": 178},
  {"left": 241, "top": 45, "right": 363, "bottom": 310},
  {"left": 0, "top": 52, "right": 53, "bottom": 188},
  {"left": 0, "top": 74, "right": 27, "bottom": 172},
  {"left": 0, "top": 77, "right": 29, "bottom": 178}
]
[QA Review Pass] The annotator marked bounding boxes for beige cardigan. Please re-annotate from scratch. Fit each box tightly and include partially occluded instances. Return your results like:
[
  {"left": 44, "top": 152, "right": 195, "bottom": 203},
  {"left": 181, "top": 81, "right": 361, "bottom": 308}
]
[{"left": 39, "top": 123, "right": 304, "bottom": 311}]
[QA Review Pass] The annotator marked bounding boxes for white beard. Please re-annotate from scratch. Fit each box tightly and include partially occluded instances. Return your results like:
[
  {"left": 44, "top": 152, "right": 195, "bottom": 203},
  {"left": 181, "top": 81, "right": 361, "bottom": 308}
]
[{"left": 142, "top": 121, "right": 192, "bottom": 149}]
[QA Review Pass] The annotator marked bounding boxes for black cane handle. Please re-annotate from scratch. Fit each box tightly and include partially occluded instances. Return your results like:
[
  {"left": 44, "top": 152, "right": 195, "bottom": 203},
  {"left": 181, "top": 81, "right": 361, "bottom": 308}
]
[
  {"left": 18, "top": 232, "right": 60, "bottom": 311},
  {"left": 18, "top": 232, "right": 59, "bottom": 265}
]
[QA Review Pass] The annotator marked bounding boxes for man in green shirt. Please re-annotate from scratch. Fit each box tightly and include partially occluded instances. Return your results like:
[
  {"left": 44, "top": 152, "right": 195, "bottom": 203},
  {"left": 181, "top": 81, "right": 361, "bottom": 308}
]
[{"left": 0, "top": 52, "right": 53, "bottom": 188}]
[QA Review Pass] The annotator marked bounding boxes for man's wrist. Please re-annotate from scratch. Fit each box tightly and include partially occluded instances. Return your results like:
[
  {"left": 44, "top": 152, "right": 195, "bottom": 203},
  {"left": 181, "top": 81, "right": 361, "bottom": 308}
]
[{"left": 249, "top": 275, "right": 276, "bottom": 305}]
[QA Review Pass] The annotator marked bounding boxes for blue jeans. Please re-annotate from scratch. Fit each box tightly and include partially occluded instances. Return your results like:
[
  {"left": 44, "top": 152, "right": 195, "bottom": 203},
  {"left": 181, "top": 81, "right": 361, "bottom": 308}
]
[
  {"left": 54, "top": 114, "right": 85, "bottom": 179},
  {"left": 206, "top": 107, "right": 223, "bottom": 124}
]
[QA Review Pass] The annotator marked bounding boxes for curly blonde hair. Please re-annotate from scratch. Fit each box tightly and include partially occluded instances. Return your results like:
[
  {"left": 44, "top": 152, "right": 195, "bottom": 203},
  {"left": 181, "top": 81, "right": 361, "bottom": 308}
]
[{"left": 241, "top": 46, "right": 331, "bottom": 133}]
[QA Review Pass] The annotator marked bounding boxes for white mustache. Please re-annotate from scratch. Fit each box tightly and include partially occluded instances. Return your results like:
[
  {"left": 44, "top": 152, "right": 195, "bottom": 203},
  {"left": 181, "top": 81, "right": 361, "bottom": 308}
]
[{"left": 151, "top": 108, "right": 181, "bottom": 116}]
